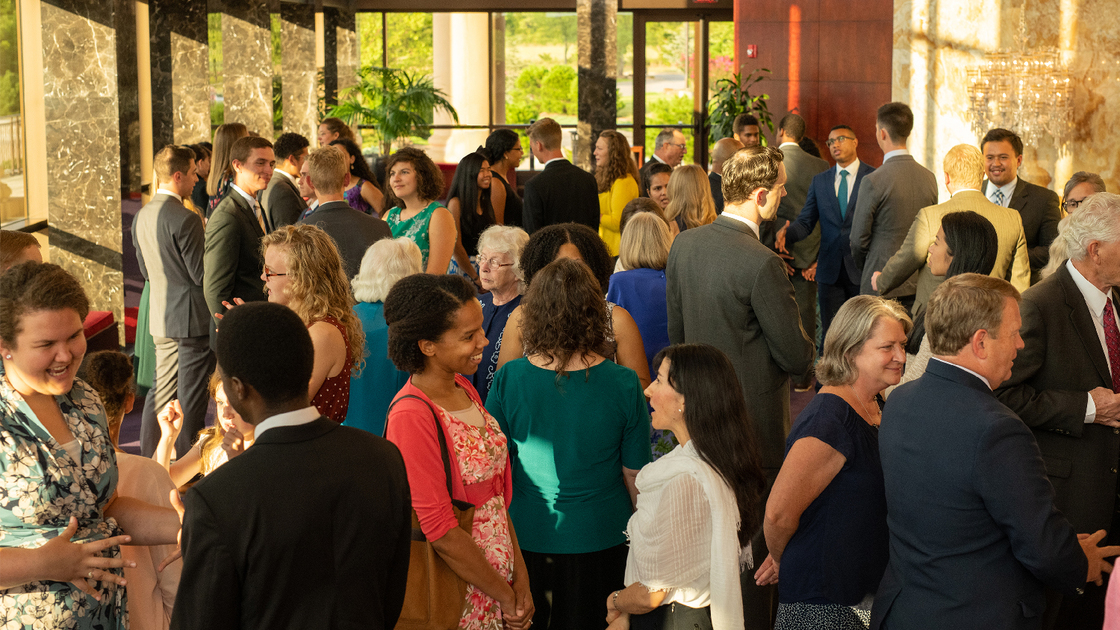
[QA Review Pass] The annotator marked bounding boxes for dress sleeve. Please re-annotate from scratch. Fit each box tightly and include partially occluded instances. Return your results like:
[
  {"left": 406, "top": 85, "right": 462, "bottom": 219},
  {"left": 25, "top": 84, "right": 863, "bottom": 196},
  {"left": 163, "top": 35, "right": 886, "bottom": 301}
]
[
  {"left": 634, "top": 474, "right": 712, "bottom": 590},
  {"left": 620, "top": 369, "right": 653, "bottom": 470},
  {"left": 790, "top": 398, "right": 856, "bottom": 462},
  {"left": 385, "top": 399, "right": 461, "bottom": 541}
]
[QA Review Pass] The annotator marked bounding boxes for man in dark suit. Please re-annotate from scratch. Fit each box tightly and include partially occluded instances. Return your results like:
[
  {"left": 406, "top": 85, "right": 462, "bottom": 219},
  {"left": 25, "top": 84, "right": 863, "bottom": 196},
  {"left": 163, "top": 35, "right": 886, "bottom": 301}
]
[
  {"left": 981, "top": 128, "right": 1062, "bottom": 285},
  {"left": 645, "top": 127, "right": 686, "bottom": 168},
  {"left": 522, "top": 117, "right": 599, "bottom": 233},
  {"left": 873, "top": 273, "right": 1116, "bottom": 630},
  {"left": 996, "top": 195, "right": 1120, "bottom": 628},
  {"left": 667, "top": 145, "right": 814, "bottom": 627},
  {"left": 708, "top": 137, "right": 742, "bottom": 214},
  {"left": 172, "top": 301, "right": 412, "bottom": 630},
  {"left": 204, "top": 136, "right": 273, "bottom": 340},
  {"left": 733, "top": 113, "right": 762, "bottom": 149},
  {"left": 133, "top": 145, "right": 214, "bottom": 457},
  {"left": 778, "top": 124, "right": 875, "bottom": 351},
  {"left": 299, "top": 146, "right": 391, "bottom": 279},
  {"left": 262, "top": 132, "right": 309, "bottom": 231},
  {"left": 850, "top": 102, "right": 938, "bottom": 308},
  {"left": 765, "top": 113, "right": 828, "bottom": 388}
]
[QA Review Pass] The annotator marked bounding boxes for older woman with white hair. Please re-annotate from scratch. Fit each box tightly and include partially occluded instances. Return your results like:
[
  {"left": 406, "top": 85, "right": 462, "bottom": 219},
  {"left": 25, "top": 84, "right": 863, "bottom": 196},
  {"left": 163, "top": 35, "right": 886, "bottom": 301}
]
[
  {"left": 344, "top": 237, "right": 424, "bottom": 435},
  {"left": 471, "top": 224, "right": 530, "bottom": 403}
]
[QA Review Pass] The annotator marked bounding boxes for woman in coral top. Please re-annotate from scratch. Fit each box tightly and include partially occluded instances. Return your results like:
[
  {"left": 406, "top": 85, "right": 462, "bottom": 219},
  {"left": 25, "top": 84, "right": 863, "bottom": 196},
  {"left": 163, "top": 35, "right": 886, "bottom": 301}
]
[
  {"left": 383, "top": 274, "right": 534, "bottom": 630},
  {"left": 595, "top": 130, "right": 641, "bottom": 256}
]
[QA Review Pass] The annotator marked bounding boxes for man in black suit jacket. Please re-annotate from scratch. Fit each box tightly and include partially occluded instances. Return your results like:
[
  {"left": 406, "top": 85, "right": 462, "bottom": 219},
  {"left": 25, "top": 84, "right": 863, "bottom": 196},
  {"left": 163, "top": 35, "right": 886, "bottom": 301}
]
[
  {"left": 996, "top": 195, "right": 1120, "bottom": 628},
  {"left": 262, "top": 132, "right": 309, "bottom": 231},
  {"left": 522, "top": 118, "right": 599, "bottom": 233},
  {"left": 298, "top": 146, "right": 391, "bottom": 278},
  {"left": 645, "top": 127, "right": 686, "bottom": 168},
  {"left": 708, "top": 137, "right": 742, "bottom": 214},
  {"left": 873, "top": 274, "right": 1114, "bottom": 630},
  {"left": 981, "top": 128, "right": 1061, "bottom": 285},
  {"left": 172, "top": 302, "right": 411, "bottom": 630},
  {"left": 204, "top": 136, "right": 273, "bottom": 341},
  {"left": 778, "top": 125, "right": 875, "bottom": 351},
  {"left": 134, "top": 145, "right": 215, "bottom": 457},
  {"left": 667, "top": 145, "right": 814, "bottom": 628}
]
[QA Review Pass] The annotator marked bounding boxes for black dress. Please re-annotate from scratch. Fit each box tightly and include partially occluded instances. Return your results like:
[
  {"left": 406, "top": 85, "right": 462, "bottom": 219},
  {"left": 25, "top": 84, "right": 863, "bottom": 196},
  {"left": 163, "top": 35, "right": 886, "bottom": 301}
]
[{"left": 494, "top": 173, "right": 523, "bottom": 227}]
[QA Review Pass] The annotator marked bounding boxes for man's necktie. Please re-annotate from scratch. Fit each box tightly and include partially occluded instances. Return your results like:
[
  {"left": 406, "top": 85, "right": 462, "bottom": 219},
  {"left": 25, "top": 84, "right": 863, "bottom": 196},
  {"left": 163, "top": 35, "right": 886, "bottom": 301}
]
[
  {"left": 992, "top": 189, "right": 1005, "bottom": 207},
  {"left": 838, "top": 170, "right": 850, "bottom": 219},
  {"left": 253, "top": 202, "right": 267, "bottom": 234},
  {"left": 1104, "top": 298, "right": 1120, "bottom": 393}
]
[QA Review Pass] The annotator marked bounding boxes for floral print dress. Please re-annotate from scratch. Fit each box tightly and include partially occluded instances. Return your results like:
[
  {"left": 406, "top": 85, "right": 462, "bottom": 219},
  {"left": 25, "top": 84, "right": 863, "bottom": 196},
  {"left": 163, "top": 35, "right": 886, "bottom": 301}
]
[
  {"left": 386, "top": 201, "right": 444, "bottom": 271},
  {"left": 0, "top": 376, "right": 127, "bottom": 630},
  {"left": 440, "top": 401, "right": 514, "bottom": 630}
]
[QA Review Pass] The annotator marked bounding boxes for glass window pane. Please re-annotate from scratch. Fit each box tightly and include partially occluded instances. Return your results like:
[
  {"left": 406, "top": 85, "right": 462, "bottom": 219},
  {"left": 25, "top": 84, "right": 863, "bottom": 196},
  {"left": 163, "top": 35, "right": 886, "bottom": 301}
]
[
  {"left": 0, "top": 0, "right": 24, "bottom": 226},
  {"left": 645, "top": 21, "right": 697, "bottom": 165},
  {"left": 209, "top": 14, "right": 223, "bottom": 127}
]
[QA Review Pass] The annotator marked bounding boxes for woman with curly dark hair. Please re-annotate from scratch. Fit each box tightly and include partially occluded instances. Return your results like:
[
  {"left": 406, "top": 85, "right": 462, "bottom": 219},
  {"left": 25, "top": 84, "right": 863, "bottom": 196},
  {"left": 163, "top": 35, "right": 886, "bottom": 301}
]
[
  {"left": 383, "top": 147, "right": 456, "bottom": 275},
  {"left": 496, "top": 222, "right": 652, "bottom": 389},
  {"left": 383, "top": 274, "right": 534, "bottom": 630},
  {"left": 594, "top": 130, "right": 641, "bottom": 256},
  {"left": 330, "top": 138, "right": 385, "bottom": 217},
  {"left": 488, "top": 258, "right": 652, "bottom": 630}
]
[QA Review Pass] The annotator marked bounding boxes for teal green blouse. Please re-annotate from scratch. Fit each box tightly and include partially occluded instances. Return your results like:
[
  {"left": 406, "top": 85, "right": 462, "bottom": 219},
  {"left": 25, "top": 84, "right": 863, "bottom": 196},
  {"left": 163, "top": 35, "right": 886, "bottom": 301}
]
[
  {"left": 487, "top": 359, "right": 651, "bottom": 554},
  {"left": 386, "top": 201, "right": 443, "bottom": 270}
]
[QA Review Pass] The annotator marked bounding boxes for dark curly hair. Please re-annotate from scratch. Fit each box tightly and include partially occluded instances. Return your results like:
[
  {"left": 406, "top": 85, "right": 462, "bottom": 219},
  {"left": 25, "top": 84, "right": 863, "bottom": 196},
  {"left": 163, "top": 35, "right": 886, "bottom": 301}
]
[
  {"left": 83, "top": 351, "right": 135, "bottom": 423},
  {"left": 384, "top": 274, "right": 477, "bottom": 374},
  {"left": 383, "top": 147, "right": 446, "bottom": 209},
  {"left": 519, "top": 223, "right": 613, "bottom": 294},
  {"left": 521, "top": 258, "right": 616, "bottom": 383},
  {"left": 652, "top": 344, "right": 766, "bottom": 546},
  {"left": 0, "top": 262, "right": 90, "bottom": 347}
]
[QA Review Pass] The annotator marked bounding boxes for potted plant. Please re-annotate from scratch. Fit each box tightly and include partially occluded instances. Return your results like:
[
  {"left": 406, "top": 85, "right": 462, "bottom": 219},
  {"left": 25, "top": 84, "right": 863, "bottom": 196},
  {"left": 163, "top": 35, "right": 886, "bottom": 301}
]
[
  {"left": 328, "top": 65, "right": 459, "bottom": 157},
  {"left": 707, "top": 68, "right": 774, "bottom": 144}
]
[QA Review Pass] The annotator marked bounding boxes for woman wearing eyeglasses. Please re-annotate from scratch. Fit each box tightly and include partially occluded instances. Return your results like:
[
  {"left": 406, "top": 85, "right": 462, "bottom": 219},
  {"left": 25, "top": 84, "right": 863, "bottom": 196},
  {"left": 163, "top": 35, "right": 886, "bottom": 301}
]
[
  {"left": 470, "top": 225, "right": 530, "bottom": 405},
  {"left": 595, "top": 130, "right": 641, "bottom": 256}
]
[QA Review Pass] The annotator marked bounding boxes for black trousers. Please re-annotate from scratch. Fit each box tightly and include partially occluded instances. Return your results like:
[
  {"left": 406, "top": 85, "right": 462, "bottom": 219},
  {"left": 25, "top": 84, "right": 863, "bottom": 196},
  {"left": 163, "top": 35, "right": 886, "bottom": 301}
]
[
  {"left": 631, "top": 603, "right": 712, "bottom": 630},
  {"left": 522, "top": 543, "right": 628, "bottom": 630}
]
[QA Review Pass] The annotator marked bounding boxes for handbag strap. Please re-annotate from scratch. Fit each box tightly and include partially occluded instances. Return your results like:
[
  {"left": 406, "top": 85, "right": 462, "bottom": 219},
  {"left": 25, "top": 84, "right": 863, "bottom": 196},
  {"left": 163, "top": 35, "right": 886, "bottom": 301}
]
[{"left": 387, "top": 393, "right": 456, "bottom": 500}]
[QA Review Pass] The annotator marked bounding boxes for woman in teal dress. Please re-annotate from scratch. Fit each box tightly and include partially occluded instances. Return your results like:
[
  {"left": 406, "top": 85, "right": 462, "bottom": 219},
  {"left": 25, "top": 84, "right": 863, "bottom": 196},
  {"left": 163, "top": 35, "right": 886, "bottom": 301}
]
[
  {"left": 382, "top": 147, "right": 457, "bottom": 275},
  {"left": 0, "top": 263, "right": 181, "bottom": 630}
]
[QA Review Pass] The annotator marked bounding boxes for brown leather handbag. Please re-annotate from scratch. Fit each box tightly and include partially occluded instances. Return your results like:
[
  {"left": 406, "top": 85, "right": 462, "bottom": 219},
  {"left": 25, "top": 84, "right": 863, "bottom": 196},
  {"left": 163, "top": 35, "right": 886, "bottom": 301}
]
[{"left": 388, "top": 395, "right": 476, "bottom": 630}]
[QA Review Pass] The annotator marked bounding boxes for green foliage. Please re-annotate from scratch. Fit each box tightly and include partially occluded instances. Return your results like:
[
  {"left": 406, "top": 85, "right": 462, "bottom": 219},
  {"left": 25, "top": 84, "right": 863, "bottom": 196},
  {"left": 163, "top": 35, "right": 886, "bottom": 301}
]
[
  {"left": 328, "top": 65, "right": 457, "bottom": 156},
  {"left": 707, "top": 69, "right": 774, "bottom": 143},
  {"left": 357, "top": 13, "right": 385, "bottom": 68},
  {"left": 210, "top": 101, "right": 224, "bottom": 127},
  {"left": 385, "top": 13, "right": 433, "bottom": 75},
  {"left": 505, "top": 13, "right": 577, "bottom": 64},
  {"left": 646, "top": 94, "right": 696, "bottom": 165},
  {"left": 0, "top": 0, "right": 18, "bottom": 115},
  {"left": 272, "top": 75, "right": 282, "bottom": 138},
  {"left": 507, "top": 64, "right": 579, "bottom": 125}
]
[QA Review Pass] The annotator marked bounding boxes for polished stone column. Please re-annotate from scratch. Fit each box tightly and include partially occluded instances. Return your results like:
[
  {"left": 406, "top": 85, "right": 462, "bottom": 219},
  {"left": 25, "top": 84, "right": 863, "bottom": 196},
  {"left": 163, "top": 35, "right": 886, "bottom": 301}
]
[
  {"left": 323, "top": 7, "right": 358, "bottom": 107},
  {"left": 150, "top": 0, "right": 210, "bottom": 147},
  {"left": 40, "top": 0, "right": 124, "bottom": 337},
  {"left": 576, "top": 0, "right": 617, "bottom": 170},
  {"left": 221, "top": 0, "right": 272, "bottom": 136},
  {"left": 115, "top": 0, "right": 141, "bottom": 195},
  {"left": 280, "top": 3, "right": 317, "bottom": 140}
]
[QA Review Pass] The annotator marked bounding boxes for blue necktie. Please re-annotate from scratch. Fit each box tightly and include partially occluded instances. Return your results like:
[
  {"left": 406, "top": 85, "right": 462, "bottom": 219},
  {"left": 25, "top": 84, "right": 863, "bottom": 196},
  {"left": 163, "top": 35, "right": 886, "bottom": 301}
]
[
  {"left": 838, "top": 170, "right": 850, "bottom": 219},
  {"left": 992, "top": 189, "right": 1005, "bottom": 206}
]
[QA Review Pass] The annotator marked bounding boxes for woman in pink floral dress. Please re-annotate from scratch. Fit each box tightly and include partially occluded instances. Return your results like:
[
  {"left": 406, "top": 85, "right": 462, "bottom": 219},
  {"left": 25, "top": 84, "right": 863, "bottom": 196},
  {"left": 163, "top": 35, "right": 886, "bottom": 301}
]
[{"left": 383, "top": 273, "right": 534, "bottom": 630}]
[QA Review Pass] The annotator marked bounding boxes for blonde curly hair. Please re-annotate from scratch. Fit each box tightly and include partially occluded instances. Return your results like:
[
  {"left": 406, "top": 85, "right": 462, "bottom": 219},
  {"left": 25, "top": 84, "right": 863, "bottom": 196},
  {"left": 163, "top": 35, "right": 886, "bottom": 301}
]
[{"left": 260, "top": 225, "right": 365, "bottom": 375}]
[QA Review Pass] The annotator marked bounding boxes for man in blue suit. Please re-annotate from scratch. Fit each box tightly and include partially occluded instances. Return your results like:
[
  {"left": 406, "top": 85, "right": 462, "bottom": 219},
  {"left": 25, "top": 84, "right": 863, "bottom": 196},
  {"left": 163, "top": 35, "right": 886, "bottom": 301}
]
[
  {"left": 777, "top": 125, "right": 875, "bottom": 349},
  {"left": 872, "top": 273, "right": 1118, "bottom": 630}
]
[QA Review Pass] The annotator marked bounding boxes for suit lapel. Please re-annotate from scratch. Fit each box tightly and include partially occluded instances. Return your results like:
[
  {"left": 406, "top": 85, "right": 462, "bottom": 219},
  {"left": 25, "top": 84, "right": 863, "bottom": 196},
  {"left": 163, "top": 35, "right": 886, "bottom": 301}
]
[
  {"left": 231, "top": 191, "right": 265, "bottom": 237},
  {"left": 1009, "top": 178, "right": 1030, "bottom": 211},
  {"left": 1057, "top": 266, "right": 1113, "bottom": 387}
]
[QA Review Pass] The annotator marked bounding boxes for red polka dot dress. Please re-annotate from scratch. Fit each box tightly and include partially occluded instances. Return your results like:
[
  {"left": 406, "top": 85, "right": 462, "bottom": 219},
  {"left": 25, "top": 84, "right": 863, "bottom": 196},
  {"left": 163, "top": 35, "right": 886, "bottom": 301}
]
[{"left": 310, "top": 315, "right": 352, "bottom": 423}]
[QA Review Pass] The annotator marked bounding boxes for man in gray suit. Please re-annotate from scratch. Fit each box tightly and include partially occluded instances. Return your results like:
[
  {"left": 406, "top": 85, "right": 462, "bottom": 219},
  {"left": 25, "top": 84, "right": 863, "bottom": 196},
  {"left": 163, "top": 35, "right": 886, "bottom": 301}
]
[
  {"left": 262, "top": 132, "right": 309, "bottom": 231},
  {"left": 133, "top": 145, "right": 214, "bottom": 457},
  {"left": 767, "top": 113, "right": 828, "bottom": 388},
  {"left": 299, "top": 146, "right": 391, "bottom": 279},
  {"left": 850, "top": 102, "right": 938, "bottom": 309},
  {"left": 667, "top": 145, "right": 814, "bottom": 627}
]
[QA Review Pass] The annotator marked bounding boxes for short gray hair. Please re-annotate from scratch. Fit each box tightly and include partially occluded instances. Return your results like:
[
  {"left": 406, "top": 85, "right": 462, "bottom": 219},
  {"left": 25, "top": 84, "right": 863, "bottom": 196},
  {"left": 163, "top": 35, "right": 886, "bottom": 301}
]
[
  {"left": 1042, "top": 192, "right": 1120, "bottom": 278},
  {"left": 654, "top": 128, "right": 680, "bottom": 151},
  {"left": 1063, "top": 171, "right": 1106, "bottom": 199},
  {"left": 351, "top": 237, "right": 423, "bottom": 303},
  {"left": 816, "top": 295, "right": 911, "bottom": 386},
  {"left": 476, "top": 225, "right": 530, "bottom": 291}
]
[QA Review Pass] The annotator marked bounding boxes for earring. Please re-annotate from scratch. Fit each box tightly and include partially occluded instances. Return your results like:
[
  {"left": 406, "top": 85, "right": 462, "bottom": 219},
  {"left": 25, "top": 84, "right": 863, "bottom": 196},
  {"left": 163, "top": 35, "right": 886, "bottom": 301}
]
[{"left": 3, "top": 355, "right": 9, "bottom": 360}]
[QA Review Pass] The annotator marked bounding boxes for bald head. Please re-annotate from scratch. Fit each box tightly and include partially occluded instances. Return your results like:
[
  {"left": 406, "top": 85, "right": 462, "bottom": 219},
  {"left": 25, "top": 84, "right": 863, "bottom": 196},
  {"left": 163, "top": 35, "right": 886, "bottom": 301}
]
[{"left": 710, "top": 138, "right": 744, "bottom": 175}]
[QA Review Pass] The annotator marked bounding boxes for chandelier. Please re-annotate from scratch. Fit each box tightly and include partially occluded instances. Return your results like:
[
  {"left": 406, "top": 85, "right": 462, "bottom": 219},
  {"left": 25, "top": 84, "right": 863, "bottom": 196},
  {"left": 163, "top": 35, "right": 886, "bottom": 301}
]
[{"left": 966, "top": 14, "right": 1073, "bottom": 150}]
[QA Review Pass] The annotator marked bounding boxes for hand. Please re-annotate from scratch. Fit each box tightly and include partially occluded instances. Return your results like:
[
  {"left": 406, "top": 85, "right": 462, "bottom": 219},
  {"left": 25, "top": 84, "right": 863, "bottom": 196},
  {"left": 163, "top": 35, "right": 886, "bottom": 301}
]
[
  {"left": 871, "top": 270, "right": 882, "bottom": 292},
  {"left": 775, "top": 220, "right": 790, "bottom": 254},
  {"left": 156, "top": 400, "right": 183, "bottom": 440},
  {"left": 1079, "top": 529, "right": 1120, "bottom": 585},
  {"left": 44, "top": 516, "right": 135, "bottom": 601},
  {"left": 782, "top": 260, "right": 796, "bottom": 276},
  {"left": 1091, "top": 388, "right": 1120, "bottom": 427},
  {"left": 213, "top": 297, "right": 246, "bottom": 322},
  {"left": 606, "top": 612, "right": 630, "bottom": 630},
  {"left": 801, "top": 262, "right": 817, "bottom": 282},
  {"left": 605, "top": 589, "right": 622, "bottom": 623},
  {"left": 221, "top": 426, "right": 248, "bottom": 459},
  {"left": 502, "top": 572, "right": 534, "bottom": 630},
  {"left": 754, "top": 553, "right": 780, "bottom": 586},
  {"left": 157, "top": 490, "right": 185, "bottom": 572}
]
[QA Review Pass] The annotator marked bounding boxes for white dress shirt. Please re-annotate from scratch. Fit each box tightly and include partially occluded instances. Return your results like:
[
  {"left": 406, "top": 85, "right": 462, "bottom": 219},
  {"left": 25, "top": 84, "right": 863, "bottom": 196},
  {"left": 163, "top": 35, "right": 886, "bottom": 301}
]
[
  {"left": 988, "top": 177, "right": 1018, "bottom": 207},
  {"left": 231, "top": 183, "right": 266, "bottom": 231},
  {"left": 882, "top": 149, "right": 909, "bottom": 163},
  {"left": 720, "top": 212, "right": 760, "bottom": 239},
  {"left": 930, "top": 357, "right": 992, "bottom": 390},
  {"left": 273, "top": 168, "right": 298, "bottom": 186},
  {"left": 252, "top": 405, "right": 321, "bottom": 442},
  {"left": 834, "top": 159, "right": 861, "bottom": 205},
  {"left": 1067, "top": 259, "right": 1119, "bottom": 422},
  {"left": 156, "top": 187, "right": 183, "bottom": 203}
]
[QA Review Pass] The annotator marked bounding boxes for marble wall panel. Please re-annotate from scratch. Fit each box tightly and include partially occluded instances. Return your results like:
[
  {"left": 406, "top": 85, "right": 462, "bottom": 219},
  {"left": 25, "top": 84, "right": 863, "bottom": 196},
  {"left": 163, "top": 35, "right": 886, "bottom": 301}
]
[
  {"left": 576, "top": 0, "right": 617, "bottom": 170},
  {"left": 335, "top": 10, "right": 358, "bottom": 94},
  {"left": 281, "top": 4, "right": 317, "bottom": 140},
  {"left": 41, "top": 1, "right": 124, "bottom": 339},
  {"left": 893, "top": 0, "right": 1120, "bottom": 199},
  {"left": 150, "top": 0, "right": 210, "bottom": 147},
  {"left": 114, "top": 0, "right": 140, "bottom": 195},
  {"left": 222, "top": 2, "right": 273, "bottom": 137}
]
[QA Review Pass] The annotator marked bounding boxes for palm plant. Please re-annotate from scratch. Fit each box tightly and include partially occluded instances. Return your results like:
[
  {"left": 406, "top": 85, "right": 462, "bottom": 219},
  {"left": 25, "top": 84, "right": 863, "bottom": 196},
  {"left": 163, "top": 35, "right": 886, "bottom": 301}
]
[
  {"left": 328, "top": 66, "right": 459, "bottom": 156},
  {"left": 707, "top": 68, "right": 774, "bottom": 144}
]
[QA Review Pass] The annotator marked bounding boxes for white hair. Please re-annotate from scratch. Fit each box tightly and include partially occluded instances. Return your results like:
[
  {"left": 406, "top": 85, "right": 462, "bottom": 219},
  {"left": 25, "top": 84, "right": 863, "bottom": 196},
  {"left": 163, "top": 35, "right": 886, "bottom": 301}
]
[
  {"left": 351, "top": 237, "right": 423, "bottom": 303},
  {"left": 475, "top": 225, "right": 530, "bottom": 291},
  {"left": 1041, "top": 192, "right": 1120, "bottom": 279}
]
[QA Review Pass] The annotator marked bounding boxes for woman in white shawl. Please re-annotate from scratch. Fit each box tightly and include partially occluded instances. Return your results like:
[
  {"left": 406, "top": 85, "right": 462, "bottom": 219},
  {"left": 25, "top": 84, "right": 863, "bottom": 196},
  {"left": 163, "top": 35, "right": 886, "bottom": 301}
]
[{"left": 605, "top": 343, "right": 767, "bottom": 630}]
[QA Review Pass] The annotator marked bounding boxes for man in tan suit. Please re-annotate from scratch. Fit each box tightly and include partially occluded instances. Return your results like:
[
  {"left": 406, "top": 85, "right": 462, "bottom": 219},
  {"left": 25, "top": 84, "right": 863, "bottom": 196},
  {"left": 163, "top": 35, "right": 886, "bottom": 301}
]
[{"left": 874, "top": 144, "right": 1030, "bottom": 315}]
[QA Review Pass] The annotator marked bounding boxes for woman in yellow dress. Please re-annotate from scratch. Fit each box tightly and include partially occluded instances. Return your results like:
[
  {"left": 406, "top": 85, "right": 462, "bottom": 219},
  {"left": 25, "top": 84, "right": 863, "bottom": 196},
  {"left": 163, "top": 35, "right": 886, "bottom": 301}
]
[{"left": 594, "top": 130, "right": 641, "bottom": 256}]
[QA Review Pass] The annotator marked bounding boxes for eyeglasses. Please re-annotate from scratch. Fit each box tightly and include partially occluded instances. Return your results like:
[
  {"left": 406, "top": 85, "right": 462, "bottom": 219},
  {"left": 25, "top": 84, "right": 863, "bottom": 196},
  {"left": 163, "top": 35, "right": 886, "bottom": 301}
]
[
  {"left": 263, "top": 269, "right": 288, "bottom": 279},
  {"left": 671, "top": 143, "right": 687, "bottom": 151},
  {"left": 478, "top": 257, "right": 514, "bottom": 270},
  {"left": 825, "top": 136, "right": 854, "bottom": 147},
  {"left": 1063, "top": 197, "right": 1088, "bottom": 211}
]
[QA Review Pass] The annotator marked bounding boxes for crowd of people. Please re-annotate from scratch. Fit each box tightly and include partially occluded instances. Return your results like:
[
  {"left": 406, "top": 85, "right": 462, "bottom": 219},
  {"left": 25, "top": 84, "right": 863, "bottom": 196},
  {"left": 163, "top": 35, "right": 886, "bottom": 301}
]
[{"left": 1, "top": 99, "right": 1119, "bottom": 630}]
